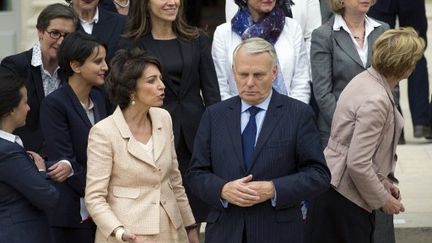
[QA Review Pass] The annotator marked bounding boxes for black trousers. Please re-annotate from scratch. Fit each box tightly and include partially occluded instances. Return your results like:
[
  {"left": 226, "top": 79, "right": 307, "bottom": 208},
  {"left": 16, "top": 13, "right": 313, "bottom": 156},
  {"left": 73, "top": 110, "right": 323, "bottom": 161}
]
[
  {"left": 305, "top": 188, "right": 375, "bottom": 243},
  {"left": 50, "top": 220, "right": 96, "bottom": 243},
  {"left": 368, "top": 0, "right": 430, "bottom": 126}
]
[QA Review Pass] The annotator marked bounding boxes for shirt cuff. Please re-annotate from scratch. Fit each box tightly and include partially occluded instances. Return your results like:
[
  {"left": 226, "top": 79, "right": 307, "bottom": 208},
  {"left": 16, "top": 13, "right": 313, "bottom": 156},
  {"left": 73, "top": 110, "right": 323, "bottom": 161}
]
[
  {"left": 58, "top": 159, "right": 74, "bottom": 177},
  {"left": 271, "top": 189, "right": 277, "bottom": 207},
  {"left": 220, "top": 198, "right": 228, "bottom": 208}
]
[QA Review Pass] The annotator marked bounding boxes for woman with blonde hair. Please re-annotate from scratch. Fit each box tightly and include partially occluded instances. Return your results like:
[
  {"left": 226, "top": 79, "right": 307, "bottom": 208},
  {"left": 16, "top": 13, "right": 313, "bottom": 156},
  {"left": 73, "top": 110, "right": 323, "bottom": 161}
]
[
  {"left": 306, "top": 27, "right": 425, "bottom": 243},
  {"left": 311, "top": 0, "right": 389, "bottom": 147}
]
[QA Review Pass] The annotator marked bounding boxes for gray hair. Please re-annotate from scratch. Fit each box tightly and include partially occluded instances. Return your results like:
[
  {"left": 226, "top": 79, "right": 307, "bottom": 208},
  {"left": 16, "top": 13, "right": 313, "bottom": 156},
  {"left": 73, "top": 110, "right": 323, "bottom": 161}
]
[{"left": 233, "top": 37, "right": 277, "bottom": 66}]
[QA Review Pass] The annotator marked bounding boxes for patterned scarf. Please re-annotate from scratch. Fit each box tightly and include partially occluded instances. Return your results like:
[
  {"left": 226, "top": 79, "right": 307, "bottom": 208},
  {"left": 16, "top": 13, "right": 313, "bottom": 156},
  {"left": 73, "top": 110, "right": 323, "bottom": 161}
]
[{"left": 231, "top": 6, "right": 286, "bottom": 45}]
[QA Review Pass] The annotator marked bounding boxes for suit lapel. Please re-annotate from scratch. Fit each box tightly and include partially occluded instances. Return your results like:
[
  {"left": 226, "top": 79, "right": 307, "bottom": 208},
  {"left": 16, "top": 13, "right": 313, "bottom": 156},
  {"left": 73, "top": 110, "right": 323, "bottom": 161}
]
[
  {"left": 112, "top": 108, "right": 156, "bottom": 167},
  {"left": 333, "top": 29, "right": 364, "bottom": 68},
  {"left": 366, "top": 27, "right": 382, "bottom": 67},
  {"left": 91, "top": 9, "right": 113, "bottom": 44},
  {"left": 149, "top": 108, "right": 166, "bottom": 162},
  {"left": 89, "top": 89, "right": 106, "bottom": 123},
  {"left": 225, "top": 97, "right": 246, "bottom": 171},
  {"left": 64, "top": 84, "right": 93, "bottom": 129},
  {"left": 367, "top": 68, "right": 403, "bottom": 158},
  {"left": 30, "top": 66, "right": 45, "bottom": 102},
  {"left": 177, "top": 39, "right": 193, "bottom": 97},
  {"left": 248, "top": 92, "right": 284, "bottom": 172}
]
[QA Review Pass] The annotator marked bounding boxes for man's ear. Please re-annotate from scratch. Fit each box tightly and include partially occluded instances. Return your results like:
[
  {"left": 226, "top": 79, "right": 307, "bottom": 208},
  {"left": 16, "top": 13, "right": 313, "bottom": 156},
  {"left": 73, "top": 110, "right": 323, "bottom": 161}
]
[{"left": 271, "top": 64, "right": 278, "bottom": 81}]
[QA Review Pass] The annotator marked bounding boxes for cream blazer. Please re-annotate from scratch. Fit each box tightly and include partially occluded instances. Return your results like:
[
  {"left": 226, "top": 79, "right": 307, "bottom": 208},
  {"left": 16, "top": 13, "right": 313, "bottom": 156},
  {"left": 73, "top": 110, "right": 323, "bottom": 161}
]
[
  {"left": 85, "top": 107, "right": 195, "bottom": 241},
  {"left": 324, "top": 68, "right": 404, "bottom": 212}
]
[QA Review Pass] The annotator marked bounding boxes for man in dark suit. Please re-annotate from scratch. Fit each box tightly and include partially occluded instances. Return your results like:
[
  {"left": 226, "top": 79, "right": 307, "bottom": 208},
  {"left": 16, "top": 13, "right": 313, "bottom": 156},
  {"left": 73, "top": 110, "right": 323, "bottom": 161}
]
[
  {"left": 368, "top": 0, "right": 431, "bottom": 139},
  {"left": 187, "top": 37, "right": 330, "bottom": 243}
]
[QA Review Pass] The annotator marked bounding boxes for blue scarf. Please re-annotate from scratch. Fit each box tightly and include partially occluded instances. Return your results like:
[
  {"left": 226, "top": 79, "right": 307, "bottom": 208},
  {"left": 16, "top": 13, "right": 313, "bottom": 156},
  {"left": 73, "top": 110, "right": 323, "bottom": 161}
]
[{"left": 231, "top": 6, "right": 285, "bottom": 45}]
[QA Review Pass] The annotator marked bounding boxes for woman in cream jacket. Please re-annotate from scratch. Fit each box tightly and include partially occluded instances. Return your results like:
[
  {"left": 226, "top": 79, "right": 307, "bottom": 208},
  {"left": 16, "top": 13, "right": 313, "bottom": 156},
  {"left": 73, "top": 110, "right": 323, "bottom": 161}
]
[{"left": 85, "top": 49, "right": 198, "bottom": 243}]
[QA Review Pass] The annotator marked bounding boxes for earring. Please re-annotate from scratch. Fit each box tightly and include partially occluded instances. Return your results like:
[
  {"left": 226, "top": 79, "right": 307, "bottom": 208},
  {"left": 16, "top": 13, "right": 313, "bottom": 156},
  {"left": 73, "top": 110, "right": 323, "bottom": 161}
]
[{"left": 130, "top": 94, "right": 136, "bottom": 105}]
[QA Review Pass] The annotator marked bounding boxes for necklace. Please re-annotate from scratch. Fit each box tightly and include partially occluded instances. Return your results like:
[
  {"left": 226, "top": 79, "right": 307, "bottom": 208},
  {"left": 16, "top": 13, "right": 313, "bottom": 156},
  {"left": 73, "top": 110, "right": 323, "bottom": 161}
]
[{"left": 113, "top": 0, "right": 129, "bottom": 8}]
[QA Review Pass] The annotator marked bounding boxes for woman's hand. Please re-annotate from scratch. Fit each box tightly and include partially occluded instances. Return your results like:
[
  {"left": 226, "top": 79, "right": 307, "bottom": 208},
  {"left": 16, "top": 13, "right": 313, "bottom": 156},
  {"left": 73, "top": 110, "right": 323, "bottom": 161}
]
[
  {"left": 187, "top": 227, "right": 200, "bottom": 243},
  {"left": 382, "top": 194, "right": 405, "bottom": 215},
  {"left": 122, "top": 230, "right": 138, "bottom": 243},
  {"left": 26, "top": 151, "right": 46, "bottom": 171}
]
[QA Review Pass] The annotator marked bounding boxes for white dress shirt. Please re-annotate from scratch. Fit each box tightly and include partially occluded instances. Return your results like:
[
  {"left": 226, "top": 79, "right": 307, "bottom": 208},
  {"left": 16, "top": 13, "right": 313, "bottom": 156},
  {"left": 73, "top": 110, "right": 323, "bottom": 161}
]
[
  {"left": 31, "top": 42, "right": 61, "bottom": 96},
  {"left": 333, "top": 14, "right": 382, "bottom": 68},
  {"left": 80, "top": 7, "right": 99, "bottom": 34},
  {"left": 0, "top": 130, "right": 23, "bottom": 147}
]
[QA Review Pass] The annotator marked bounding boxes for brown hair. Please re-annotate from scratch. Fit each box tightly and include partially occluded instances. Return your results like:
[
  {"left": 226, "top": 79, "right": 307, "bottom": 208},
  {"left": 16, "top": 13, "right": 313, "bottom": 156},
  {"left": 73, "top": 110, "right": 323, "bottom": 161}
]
[
  {"left": 36, "top": 3, "right": 79, "bottom": 31},
  {"left": 328, "top": 0, "right": 377, "bottom": 15},
  {"left": 106, "top": 48, "right": 162, "bottom": 109},
  {"left": 372, "top": 27, "right": 425, "bottom": 79},
  {"left": 123, "top": 0, "right": 199, "bottom": 40}
]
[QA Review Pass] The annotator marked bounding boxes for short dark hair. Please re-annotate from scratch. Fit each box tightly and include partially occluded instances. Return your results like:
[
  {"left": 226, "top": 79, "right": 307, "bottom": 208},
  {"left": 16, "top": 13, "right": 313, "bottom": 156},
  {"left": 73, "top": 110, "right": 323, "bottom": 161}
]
[
  {"left": 0, "top": 66, "right": 25, "bottom": 121},
  {"left": 36, "top": 3, "right": 79, "bottom": 31},
  {"left": 106, "top": 48, "right": 162, "bottom": 109},
  {"left": 58, "top": 31, "right": 107, "bottom": 77}
]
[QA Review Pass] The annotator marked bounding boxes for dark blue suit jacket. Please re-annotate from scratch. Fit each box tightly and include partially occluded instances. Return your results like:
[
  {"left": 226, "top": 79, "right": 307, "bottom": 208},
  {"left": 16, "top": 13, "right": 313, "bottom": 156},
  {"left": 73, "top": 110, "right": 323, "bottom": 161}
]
[
  {"left": 0, "top": 49, "right": 67, "bottom": 155},
  {"left": 80, "top": 7, "right": 127, "bottom": 62},
  {"left": 187, "top": 91, "right": 331, "bottom": 243},
  {"left": 0, "top": 138, "right": 59, "bottom": 243},
  {"left": 40, "top": 83, "right": 107, "bottom": 228}
]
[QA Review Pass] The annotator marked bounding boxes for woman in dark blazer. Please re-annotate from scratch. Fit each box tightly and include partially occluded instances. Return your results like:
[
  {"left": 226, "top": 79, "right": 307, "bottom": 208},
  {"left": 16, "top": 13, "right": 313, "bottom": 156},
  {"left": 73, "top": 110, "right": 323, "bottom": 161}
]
[
  {"left": 0, "top": 3, "right": 78, "bottom": 155},
  {"left": 0, "top": 66, "right": 59, "bottom": 243},
  {"left": 311, "top": 0, "right": 389, "bottom": 147},
  {"left": 119, "top": 0, "right": 221, "bottom": 223},
  {"left": 40, "top": 31, "right": 108, "bottom": 243},
  {"left": 65, "top": 0, "right": 127, "bottom": 62}
]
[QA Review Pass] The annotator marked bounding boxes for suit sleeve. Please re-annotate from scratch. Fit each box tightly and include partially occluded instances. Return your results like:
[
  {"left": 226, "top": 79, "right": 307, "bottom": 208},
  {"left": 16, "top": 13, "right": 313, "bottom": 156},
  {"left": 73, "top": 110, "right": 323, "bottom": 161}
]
[
  {"left": 166, "top": 113, "right": 196, "bottom": 226},
  {"left": 212, "top": 25, "right": 235, "bottom": 101},
  {"left": 199, "top": 34, "right": 221, "bottom": 107},
  {"left": 0, "top": 148, "right": 59, "bottom": 211},
  {"left": 303, "top": 0, "right": 322, "bottom": 58},
  {"left": 288, "top": 20, "right": 311, "bottom": 104},
  {"left": 85, "top": 124, "right": 123, "bottom": 238},
  {"left": 1, "top": 55, "right": 20, "bottom": 71},
  {"left": 186, "top": 108, "right": 228, "bottom": 209},
  {"left": 40, "top": 97, "right": 86, "bottom": 196},
  {"left": 272, "top": 106, "right": 331, "bottom": 209},
  {"left": 311, "top": 27, "right": 337, "bottom": 125},
  {"left": 345, "top": 95, "right": 391, "bottom": 209}
]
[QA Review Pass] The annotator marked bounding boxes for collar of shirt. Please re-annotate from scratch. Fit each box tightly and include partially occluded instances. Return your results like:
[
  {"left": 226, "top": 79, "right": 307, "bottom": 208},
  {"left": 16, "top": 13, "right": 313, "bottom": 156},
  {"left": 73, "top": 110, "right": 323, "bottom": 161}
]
[
  {"left": 241, "top": 90, "right": 273, "bottom": 113},
  {"left": 240, "top": 90, "right": 273, "bottom": 140},
  {"left": 333, "top": 14, "right": 381, "bottom": 37},
  {"left": 30, "top": 42, "right": 60, "bottom": 77},
  {"left": 80, "top": 7, "right": 99, "bottom": 25},
  {"left": 80, "top": 98, "right": 95, "bottom": 111},
  {"left": 0, "top": 130, "right": 23, "bottom": 147}
]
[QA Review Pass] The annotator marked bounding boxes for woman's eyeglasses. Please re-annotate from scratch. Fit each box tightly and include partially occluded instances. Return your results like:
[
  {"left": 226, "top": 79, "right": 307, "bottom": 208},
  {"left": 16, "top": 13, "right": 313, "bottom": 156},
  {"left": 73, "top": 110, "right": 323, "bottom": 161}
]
[{"left": 46, "top": 30, "right": 69, "bottom": 40}]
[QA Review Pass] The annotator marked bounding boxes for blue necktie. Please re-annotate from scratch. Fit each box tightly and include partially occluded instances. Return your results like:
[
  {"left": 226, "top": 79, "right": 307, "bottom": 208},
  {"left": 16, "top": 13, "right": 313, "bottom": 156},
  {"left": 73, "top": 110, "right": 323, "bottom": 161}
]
[{"left": 242, "top": 106, "right": 261, "bottom": 169}]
